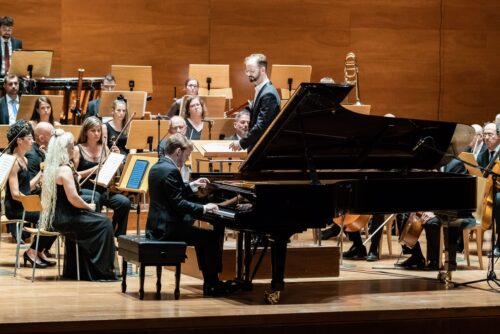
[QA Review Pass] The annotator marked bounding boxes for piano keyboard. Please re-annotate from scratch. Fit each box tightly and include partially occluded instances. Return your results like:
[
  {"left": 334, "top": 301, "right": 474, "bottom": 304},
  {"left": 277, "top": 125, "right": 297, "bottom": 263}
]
[{"left": 216, "top": 208, "right": 236, "bottom": 219}]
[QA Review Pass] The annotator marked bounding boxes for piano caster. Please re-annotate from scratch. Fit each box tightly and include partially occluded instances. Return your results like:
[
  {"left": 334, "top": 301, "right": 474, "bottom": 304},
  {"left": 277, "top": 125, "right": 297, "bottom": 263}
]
[
  {"left": 437, "top": 271, "right": 453, "bottom": 288},
  {"left": 264, "top": 290, "right": 281, "bottom": 305}
]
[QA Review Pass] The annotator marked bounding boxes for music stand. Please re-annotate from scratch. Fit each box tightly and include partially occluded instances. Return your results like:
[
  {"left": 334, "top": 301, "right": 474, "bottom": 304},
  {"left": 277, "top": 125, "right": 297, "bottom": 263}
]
[
  {"left": 116, "top": 153, "right": 159, "bottom": 236},
  {"left": 192, "top": 140, "right": 246, "bottom": 173},
  {"left": 270, "top": 65, "right": 311, "bottom": 100},
  {"left": 56, "top": 125, "right": 82, "bottom": 141},
  {"left": 200, "top": 117, "right": 235, "bottom": 140},
  {"left": 200, "top": 95, "right": 226, "bottom": 118},
  {"left": 98, "top": 91, "right": 147, "bottom": 119},
  {"left": 342, "top": 104, "right": 371, "bottom": 115},
  {"left": 458, "top": 152, "right": 483, "bottom": 177},
  {"left": 18, "top": 95, "right": 64, "bottom": 121},
  {"left": 10, "top": 50, "right": 53, "bottom": 78},
  {"left": 189, "top": 64, "right": 229, "bottom": 90},
  {"left": 126, "top": 120, "right": 170, "bottom": 151},
  {"left": 111, "top": 65, "right": 153, "bottom": 94},
  {"left": 0, "top": 125, "right": 9, "bottom": 149}
]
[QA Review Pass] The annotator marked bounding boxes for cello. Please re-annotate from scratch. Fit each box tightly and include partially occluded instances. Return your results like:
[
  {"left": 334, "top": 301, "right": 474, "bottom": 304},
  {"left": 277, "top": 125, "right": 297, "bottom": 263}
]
[{"left": 480, "top": 159, "right": 500, "bottom": 230}]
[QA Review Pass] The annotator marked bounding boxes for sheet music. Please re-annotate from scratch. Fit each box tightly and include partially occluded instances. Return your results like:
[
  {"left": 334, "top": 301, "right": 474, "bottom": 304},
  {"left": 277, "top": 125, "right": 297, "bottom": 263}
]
[
  {"left": 0, "top": 154, "right": 16, "bottom": 190},
  {"left": 97, "top": 152, "right": 125, "bottom": 186},
  {"left": 202, "top": 143, "right": 244, "bottom": 153}
]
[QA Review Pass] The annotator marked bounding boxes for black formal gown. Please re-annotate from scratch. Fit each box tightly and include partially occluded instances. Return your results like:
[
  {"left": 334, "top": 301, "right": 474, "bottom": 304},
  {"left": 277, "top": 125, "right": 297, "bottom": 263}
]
[{"left": 52, "top": 183, "right": 116, "bottom": 281}]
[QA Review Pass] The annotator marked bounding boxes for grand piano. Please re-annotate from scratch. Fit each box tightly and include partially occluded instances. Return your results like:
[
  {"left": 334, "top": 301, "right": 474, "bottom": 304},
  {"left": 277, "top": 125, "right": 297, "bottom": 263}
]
[{"left": 195, "top": 83, "right": 476, "bottom": 304}]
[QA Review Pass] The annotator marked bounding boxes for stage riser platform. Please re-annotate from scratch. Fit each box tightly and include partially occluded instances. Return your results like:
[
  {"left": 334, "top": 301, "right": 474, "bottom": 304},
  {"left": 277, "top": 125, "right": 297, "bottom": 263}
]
[{"left": 182, "top": 245, "right": 340, "bottom": 280}]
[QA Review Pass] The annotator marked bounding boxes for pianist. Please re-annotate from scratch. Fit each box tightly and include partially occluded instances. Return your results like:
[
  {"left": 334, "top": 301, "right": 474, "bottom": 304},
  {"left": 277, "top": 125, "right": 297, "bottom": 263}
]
[{"left": 146, "top": 133, "right": 232, "bottom": 296}]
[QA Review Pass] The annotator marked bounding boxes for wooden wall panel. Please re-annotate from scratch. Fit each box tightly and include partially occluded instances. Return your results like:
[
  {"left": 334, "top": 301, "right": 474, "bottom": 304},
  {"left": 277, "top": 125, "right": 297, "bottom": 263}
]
[
  {"left": 1, "top": 0, "right": 500, "bottom": 126},
  {"left": 59, "top": 0, "right": 209, "bottom": 115}
]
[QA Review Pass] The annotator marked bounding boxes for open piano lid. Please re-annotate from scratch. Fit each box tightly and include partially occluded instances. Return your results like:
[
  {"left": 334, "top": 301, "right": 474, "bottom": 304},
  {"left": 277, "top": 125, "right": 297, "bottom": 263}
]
[{"left": 240, "top": 83, "right": 473, "bottom": 175}]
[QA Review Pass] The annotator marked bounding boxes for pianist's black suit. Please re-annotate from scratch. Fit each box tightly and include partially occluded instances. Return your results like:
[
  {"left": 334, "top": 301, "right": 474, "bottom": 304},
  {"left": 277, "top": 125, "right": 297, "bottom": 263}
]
[
  {"left": 239, "top": 82, "right": 280, "bottom": 150},
  {"left": 145, "top": 156, "right": 223, "bottom": 284}
]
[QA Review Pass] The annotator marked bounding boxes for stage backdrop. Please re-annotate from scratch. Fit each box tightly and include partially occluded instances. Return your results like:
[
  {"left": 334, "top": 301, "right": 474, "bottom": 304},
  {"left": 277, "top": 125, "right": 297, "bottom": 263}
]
[{"left": 2, "top": 0, "right": 499, "bottom": 125}]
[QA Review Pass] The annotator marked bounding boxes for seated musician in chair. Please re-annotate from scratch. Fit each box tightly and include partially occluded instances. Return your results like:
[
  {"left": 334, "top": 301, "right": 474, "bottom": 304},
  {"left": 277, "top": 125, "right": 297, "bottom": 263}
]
[
  {"left": 226, "top": 110, "right": 250, "bottom": 141},
  {"left": 146, "top": 133, "right": 232, "bottom": 297}
]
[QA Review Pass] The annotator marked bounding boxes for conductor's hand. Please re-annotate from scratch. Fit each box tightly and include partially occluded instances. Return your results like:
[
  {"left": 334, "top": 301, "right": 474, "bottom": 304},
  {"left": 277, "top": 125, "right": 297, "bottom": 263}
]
[
  {"left": 87, "top": 203, "right": 96, "bottom": 212},
  {"left": 229, "top": 141, "right": 242, "bottom": 151},
  {"left": 193, "top": 177, "right": 210, "bottom": 189},
  {"left": 204, "top": 203, "right": 219, "bottom": 214}
]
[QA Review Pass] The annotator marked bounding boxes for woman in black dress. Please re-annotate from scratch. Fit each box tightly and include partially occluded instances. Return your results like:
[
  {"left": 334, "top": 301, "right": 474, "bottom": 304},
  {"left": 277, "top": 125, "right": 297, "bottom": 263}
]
[
  {"left": 5, "top": 120, "right": 56, "bottom": 268},
  {"left": 73, "top": 117, "right": 130, "bottom": 238},
  {"left": 102, "top": 98, "right": 129, "bottom": 155},
  {"left": 184, "top": 96, "right": 206, "bottom": 140},
  {"left": 40, "top": 129, "right": 116, "bottom": 280}
]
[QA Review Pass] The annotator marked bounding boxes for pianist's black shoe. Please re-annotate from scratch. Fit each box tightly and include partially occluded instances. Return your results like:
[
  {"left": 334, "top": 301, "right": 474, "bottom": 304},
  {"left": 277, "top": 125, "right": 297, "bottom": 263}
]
[
  {"left": 394, "top": 255, "right": 425, "bottom": 269},
  {"left": 424, "top": 260, "right": 440, "bottom": 271},
  {"left": 203, "top": 280, "right": 234, "bottom": 297},
  {"left": 320, "top": 225, "right": 341, "bottom": 240},
  {"left": 342, "top": 245, "right": 367, "bottom": 260}
]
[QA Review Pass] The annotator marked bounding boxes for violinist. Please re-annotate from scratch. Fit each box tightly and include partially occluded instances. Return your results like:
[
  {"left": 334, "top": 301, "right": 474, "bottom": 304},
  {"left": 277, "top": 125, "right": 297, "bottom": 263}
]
[
  {"left": 477, "top": 122, "right": 500, "bottom": 257},
  {"left": 102, "top": 98, "right": 129, "bottom": 155},
  {"left": 25, "top": 122, "right": 54, "bottom": 186},
  {"left": 73, "top": 117, "right": 131, "bottom": 238},
  {"left": 5, "top": 120, "right": 56, "bottom": 267},
  {"left": 167, "top": 78, "right": 199, "bottom": 118}
]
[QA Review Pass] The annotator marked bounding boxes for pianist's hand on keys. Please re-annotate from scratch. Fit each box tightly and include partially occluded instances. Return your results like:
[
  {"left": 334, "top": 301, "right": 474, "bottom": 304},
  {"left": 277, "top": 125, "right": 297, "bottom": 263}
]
[{"left": 204, "top": 203, "right": 219, "bottom": 214}]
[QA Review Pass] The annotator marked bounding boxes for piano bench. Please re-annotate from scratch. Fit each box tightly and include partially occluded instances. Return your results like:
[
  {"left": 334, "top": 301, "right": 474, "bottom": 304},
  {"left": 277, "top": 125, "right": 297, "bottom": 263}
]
[{"left": 117, "top": 235, "right": 187, "bottom": 300}]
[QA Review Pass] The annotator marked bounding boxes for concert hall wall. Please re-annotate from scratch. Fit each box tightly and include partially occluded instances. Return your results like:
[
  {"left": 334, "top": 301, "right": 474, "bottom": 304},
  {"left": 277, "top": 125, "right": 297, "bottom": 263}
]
[{"left": 3, "top": 0, "right": 499, "bottom": 125}]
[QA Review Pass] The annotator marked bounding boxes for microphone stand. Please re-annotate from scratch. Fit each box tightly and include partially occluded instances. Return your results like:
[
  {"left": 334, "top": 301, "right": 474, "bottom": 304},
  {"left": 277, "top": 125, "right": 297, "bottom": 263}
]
[{"left": 454, "top": 166, "right": 500, "bottom": 289}]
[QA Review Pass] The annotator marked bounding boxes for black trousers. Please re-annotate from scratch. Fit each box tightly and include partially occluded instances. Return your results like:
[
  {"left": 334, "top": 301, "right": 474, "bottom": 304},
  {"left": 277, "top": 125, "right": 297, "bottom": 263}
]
[{"left": 168, "top": 223, "right": 224, "bottom": 284}]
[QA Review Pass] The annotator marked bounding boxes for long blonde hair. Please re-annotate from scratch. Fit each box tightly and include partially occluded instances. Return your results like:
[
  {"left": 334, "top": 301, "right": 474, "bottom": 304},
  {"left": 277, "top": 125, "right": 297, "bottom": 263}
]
[{"left": 40, "top": 130, "right": 74, "bottom": 230}]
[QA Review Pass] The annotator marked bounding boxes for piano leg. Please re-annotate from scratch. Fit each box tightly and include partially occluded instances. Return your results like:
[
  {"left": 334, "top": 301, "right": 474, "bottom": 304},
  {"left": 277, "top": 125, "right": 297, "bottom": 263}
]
[
  {"left": 438, "top": 222, "right": 459, "bottom": 288},
  {"left": 264, "top": 233, "right": 292, "bottom": 304}
]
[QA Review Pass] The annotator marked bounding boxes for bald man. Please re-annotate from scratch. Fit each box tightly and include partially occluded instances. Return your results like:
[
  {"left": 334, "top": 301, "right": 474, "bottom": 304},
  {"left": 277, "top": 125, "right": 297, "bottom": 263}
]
[{"left": 26, "top": 122, "right": 54, "bottom": 181}]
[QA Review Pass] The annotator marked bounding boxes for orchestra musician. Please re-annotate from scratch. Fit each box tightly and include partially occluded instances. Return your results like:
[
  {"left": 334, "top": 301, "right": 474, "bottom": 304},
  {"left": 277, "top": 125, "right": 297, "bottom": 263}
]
[
  {"left": 146, "top": 133, "right": 232, "bottom": 296},
  {"left": 25, "top": 122, "right": 53, "bottom": 192},
  {"left": 226, "top": 110, "right": 250, "bottom": 141},
  {"left": 73, "top": 116, "right": 131, "bottom": 238},
  {"left": 230, "top": 53, "right": 280, "bottom": 151},
  {"left": 101, "top": 98, "right": 129, "bottom": 155},
  {"left": 477, "top": 122, "right": 500, "bottom": 257},
  {"left": 0, "top": 73, "right": 20, "bottom": 124},
  {"left": 5, "top": 120, "right": 56, "bottom": 267},
  {"left": 167, "top": 78, "right": 199, "bottom": 118},
  {"left": 85, "top": 73, "right": 116, "bottom": 119},
  {"left": 29, "top": 96, "right": 61, "bottom": 129},
  {"left": 40, "top": 130, "right": 117, "bottom": 281},
  {"left": 184, "top": 95, "right": 207, "bottom": 140},
  {"left": 1, "top": 16, "right": 22, "bottom": 76}
]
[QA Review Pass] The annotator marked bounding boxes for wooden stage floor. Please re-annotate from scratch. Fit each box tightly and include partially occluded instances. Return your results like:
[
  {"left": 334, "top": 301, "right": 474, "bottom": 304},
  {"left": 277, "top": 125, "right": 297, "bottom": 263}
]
[{"left": 1, "top": 232, "right": 500, "bottom": 334}]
